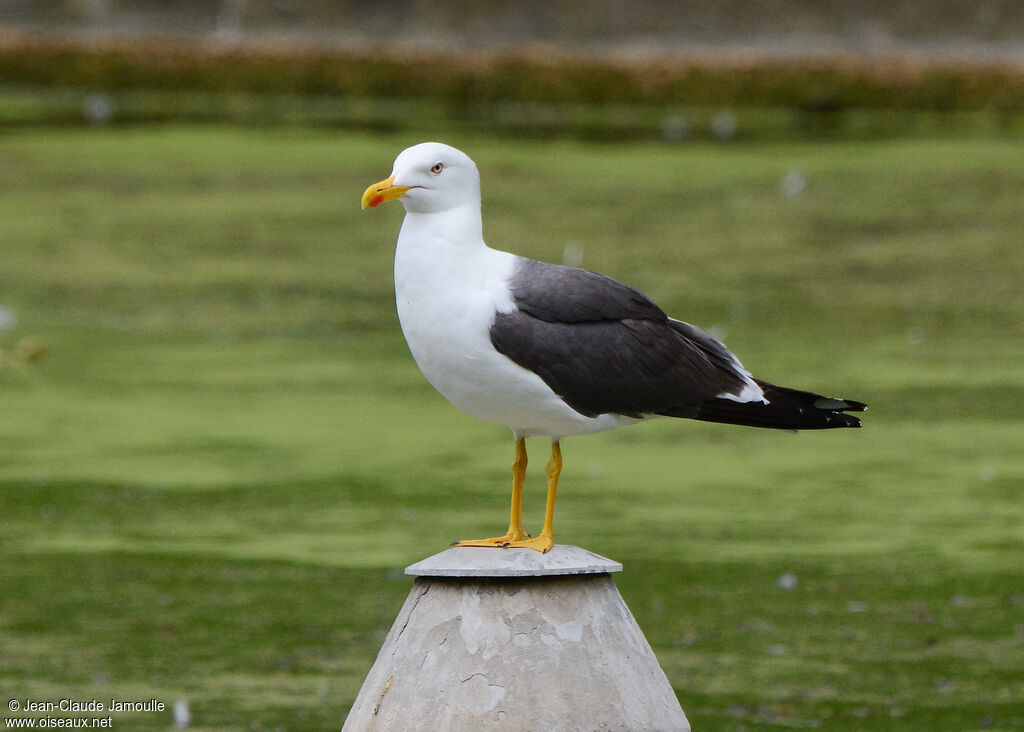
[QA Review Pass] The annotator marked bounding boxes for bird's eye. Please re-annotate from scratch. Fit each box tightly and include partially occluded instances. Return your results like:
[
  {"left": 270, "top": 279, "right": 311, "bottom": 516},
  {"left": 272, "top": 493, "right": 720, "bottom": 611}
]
[{"left": 430, "top": 162, "right": 444, "bottom": 175}]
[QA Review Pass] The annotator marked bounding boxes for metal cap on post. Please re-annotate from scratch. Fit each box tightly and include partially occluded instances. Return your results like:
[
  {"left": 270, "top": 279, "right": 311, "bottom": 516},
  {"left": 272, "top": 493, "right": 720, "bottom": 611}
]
[{"left": 343, "top": 546, "right": 690, "bottom": 731}]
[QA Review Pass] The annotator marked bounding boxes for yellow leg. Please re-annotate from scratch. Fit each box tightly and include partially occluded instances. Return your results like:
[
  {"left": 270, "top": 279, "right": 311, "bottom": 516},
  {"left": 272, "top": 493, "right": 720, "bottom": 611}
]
[
  {"left": 506, "top": 440, "right": 560, "bottom": 553},
  {"left": 455, "top": 438, "right": 531, "bottom": 548}
]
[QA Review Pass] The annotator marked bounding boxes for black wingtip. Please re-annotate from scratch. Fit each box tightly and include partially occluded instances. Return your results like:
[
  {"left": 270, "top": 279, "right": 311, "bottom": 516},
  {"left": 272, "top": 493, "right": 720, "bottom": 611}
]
[
  {"left": 837, "top": 412, "right": 863, "bottom": 428},
  {"left": 673, "top": 382, "right": 868, "bottom": 430},
  {"left": 813, "top": 396, "right": 868, "bottom": 413}
]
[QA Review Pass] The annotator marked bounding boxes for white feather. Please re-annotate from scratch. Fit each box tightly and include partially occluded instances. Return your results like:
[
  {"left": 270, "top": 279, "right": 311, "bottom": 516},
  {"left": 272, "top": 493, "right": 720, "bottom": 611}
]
[{"left": 391, "top": 144, "right": 632, "bottom": 439}]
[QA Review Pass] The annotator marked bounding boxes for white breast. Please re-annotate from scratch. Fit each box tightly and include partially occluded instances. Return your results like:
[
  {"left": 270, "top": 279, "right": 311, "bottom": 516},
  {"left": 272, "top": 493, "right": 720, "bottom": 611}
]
[{"left": 393, "top": 211, "right": 629, "bottom": 438}]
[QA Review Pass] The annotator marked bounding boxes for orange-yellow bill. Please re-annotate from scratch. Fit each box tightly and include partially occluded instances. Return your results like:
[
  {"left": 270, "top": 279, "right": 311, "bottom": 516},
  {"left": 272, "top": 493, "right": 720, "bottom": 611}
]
[{"left": 361, "top": 175, "right": 410, "bottom": 209}]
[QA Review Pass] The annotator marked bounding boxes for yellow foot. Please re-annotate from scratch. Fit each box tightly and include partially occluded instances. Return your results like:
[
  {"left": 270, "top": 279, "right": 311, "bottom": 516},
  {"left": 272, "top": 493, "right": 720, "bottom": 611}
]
[
  {"left": 504, "top": 535, "right": 554, "bottom": 553},
  {"left": 454, "top": 535, "right": 554, "bottom": 553},
  {"left": 453, "top": 531, "right": 529, "bottom": 549}
]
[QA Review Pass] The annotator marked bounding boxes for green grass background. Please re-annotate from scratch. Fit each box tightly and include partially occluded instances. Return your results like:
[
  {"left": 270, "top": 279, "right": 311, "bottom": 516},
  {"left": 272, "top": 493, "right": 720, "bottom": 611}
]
[{"left": 1, "top": 123, "right": 1022, "bottom": 729}]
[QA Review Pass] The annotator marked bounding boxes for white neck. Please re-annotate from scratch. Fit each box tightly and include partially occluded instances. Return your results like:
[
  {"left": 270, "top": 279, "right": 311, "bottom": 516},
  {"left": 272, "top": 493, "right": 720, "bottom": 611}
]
[
  {"left": 393, "top": 200, "right": 515, "bottom": 322},
  {"left": 399, "top": 202, "right": 484, "bottom": 249}
]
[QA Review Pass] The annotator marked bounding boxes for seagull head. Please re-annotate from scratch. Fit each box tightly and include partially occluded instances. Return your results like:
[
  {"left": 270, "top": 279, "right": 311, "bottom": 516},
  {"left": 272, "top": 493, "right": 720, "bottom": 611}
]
[{"left": 361, "top": 142, "right": 480, "bottom": 214}]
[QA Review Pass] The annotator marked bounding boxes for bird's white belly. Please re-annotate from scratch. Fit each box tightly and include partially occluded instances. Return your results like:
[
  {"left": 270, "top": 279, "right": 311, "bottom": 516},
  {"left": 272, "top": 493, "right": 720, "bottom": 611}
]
[{"left": 394, "top": 241, "right": 627, "bottom": 438}]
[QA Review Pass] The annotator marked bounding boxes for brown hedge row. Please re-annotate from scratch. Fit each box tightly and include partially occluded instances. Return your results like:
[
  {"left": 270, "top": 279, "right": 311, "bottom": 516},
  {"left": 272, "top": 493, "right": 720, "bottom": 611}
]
[{"left": 2, "top": 32, "right": 1022, "bottom": 111}]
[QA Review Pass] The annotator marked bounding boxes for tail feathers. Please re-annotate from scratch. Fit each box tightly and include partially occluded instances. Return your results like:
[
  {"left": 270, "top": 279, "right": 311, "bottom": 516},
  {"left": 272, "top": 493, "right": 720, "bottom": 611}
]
[{"left": 661, "top": 379, "right": 867, "bottom": 430}]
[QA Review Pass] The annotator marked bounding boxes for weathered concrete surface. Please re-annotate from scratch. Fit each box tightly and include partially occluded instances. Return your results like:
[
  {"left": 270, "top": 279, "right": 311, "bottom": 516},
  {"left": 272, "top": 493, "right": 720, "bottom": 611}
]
[
  {"left": 343, "top": 548, "right": 689, "bottom": 731},
  {"left": 405, "top": 544, "right": 622, "bottom": 578}
]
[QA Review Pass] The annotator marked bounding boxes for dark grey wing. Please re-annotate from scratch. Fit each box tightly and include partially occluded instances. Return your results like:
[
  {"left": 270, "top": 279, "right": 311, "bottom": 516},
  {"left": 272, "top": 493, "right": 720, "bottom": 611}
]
[
  {"left": 490, "top": 259, "right": 751, "bottom": 418},
  {"left": 490, "top": 258, "right": 867, "bottom": 429},
  {"left": 491, "top": 313, "right": 745, "bottom": 418},
  {"left": 668, "top": 318, "right": 752, "bottom": 382},
  {"left": 508, "top": 259, "right": 667, "bottom": 323}
]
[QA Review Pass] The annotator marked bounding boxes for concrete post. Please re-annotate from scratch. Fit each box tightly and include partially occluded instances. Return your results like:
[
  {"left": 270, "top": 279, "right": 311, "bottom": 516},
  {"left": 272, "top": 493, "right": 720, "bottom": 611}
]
[{"left": 343, "top": 545, "right": 689, "bottom": 731}]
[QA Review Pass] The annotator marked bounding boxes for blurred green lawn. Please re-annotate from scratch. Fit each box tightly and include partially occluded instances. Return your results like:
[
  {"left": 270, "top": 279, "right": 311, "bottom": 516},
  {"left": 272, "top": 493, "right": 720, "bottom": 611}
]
[{"left": 1, "top": 125, "right": 1022, "bottom": 730}]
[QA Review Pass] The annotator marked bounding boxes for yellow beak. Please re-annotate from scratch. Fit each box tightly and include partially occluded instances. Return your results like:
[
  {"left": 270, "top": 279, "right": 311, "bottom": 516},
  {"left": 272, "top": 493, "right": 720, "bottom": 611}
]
[{"left": 361, "top": 175, "right": 410, "bottom": 210}]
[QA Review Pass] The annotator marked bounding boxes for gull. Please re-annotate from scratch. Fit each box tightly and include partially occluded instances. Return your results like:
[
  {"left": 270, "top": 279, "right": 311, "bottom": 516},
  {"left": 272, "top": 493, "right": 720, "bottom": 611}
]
[{"left": 362, "top": 142, "right": 865, "bottom": 552}]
